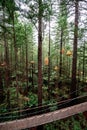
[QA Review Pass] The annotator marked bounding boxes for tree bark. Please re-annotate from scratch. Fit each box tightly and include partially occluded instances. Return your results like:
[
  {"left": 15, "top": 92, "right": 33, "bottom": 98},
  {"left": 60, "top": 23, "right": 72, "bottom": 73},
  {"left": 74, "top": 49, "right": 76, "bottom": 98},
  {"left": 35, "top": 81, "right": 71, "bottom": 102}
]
[
  {"left": 25, "top": 25, "right": 28, "bottom": 94},
  {"left": 38, "top": 0, "right": 43, "bottom": 106},
  {"left": 71, "top": 0, "right": 79, "bottom": 98},
  {"left": 37, "top": 0, "right": 43, "bottom": 129},
  {"left": 3, "top": 2, "right": 10, "bottom": 109},
  {"left": 12, "top": 11, "right": 19, "bottom": 102},
  {"left": 48, "top": 17, "right": 51, "bottom": 99},
  {"left": 59, "top": 28, "right": 63, "bottom": 77}
]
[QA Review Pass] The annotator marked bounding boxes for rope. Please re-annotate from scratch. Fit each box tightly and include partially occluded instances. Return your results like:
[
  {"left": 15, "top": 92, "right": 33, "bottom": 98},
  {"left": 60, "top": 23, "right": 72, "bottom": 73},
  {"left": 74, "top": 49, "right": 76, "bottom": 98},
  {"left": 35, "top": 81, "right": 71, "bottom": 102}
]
[
  {"left": 0, "top": 85, "right": 87, "bottom": 117},
  {"left": 0, "top": 86, "right": 87, "bottom": 112},
  {"left": 0, "top": 95, "right": 87, "bottom": 118},
  {"left": 0, "top": 94, "right": 87, "bottom": 121}
]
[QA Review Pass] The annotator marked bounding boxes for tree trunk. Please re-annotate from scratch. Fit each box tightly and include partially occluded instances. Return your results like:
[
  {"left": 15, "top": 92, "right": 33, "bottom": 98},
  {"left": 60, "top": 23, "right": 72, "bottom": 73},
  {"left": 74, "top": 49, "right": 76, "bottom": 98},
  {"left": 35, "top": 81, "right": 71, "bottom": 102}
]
[
  {"left": 37, "top": 0, "right": 43, "bottom": 129},
  {"left": 59, "top": 28, "right": 63, "bottom": 77},
  {"left": 48, "top": 17, "right": 51, "bottom": 99},
  {"left": 0, "top": 70, "right": 4, "bottom": 104},
  {"left": 12, "top": 11, "right": 19, "bottom": 102},
  {"left": 38, "top": 0, "right": 43, "bottom": 106},
  {"left": 71, "top": 0, "right": 79, "bottom": 98},
  {"left": 82, "top": 41, "right": 85, "bottom": 82},
  {"left": 25, "top": 25, "right": 28, "bottom": 94},
  {"left": 3, "top": 3, "right": 10, "bottom": 109}
]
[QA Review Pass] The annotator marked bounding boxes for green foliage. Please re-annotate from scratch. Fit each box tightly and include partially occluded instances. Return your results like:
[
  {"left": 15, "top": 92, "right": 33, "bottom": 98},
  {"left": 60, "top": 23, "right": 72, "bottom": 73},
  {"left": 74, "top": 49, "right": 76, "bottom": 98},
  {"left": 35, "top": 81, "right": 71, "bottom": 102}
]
[
  {"left": 44, "top": 122, "right": 56, "bottom": 130},
  {"left": 48, "top": 99, "right": 57, "bottom": 111},
  {"left": 0, "top": 104, "right": 7, "bottom": 113},
  {"left": 72, "top": 117, "right": 82, "bottom": 130},
  {"left": 44, "top": 114, "right": 87, "bottom": 130},
  {"left": 28, "top": 92, "right": 38, "bottom": 107}
]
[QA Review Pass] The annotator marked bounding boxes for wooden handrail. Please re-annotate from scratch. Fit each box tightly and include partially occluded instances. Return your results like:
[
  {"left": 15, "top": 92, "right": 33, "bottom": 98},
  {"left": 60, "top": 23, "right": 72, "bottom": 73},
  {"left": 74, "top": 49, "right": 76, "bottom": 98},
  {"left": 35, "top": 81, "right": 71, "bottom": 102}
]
[{"left": 0, "top": 101, "right": 87, "bottom": 130}]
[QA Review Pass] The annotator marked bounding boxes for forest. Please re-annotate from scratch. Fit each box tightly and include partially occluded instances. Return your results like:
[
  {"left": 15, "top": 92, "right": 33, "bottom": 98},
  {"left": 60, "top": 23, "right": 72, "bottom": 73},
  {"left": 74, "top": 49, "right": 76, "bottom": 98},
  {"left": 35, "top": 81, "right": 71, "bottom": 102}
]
[{"left": 0, "top": 0, "right": 87, "bottom": 130}]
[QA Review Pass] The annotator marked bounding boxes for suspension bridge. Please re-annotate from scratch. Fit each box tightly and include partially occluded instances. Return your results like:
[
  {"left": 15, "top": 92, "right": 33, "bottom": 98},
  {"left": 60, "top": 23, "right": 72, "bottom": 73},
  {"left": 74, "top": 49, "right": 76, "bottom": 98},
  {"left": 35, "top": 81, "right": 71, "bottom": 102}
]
[{"left": 0, "top": 95, "right": 87, "bottom": 130}]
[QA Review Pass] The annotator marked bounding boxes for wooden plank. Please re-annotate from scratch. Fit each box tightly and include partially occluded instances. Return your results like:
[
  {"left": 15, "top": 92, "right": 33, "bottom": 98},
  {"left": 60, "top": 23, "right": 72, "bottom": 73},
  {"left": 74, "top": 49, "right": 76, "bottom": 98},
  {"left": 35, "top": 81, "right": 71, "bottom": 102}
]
[{"left": 0, "top": 101, "right": 87, "bottom": 130}]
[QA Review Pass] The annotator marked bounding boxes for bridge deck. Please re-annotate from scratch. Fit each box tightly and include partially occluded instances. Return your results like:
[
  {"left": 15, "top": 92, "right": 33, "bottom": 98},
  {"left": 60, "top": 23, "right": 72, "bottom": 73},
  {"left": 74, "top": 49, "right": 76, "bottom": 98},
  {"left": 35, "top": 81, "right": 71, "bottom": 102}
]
[{"left": 0, "top": 101, "right": 87, "bottom": 130}]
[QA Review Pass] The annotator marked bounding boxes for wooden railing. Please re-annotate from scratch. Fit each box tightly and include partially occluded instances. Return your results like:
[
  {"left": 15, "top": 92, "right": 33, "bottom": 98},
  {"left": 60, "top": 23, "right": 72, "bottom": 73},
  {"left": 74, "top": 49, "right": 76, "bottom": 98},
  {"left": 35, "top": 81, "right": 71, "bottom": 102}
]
[{"left": 0, "top": 101, "right": 87, "bottom": 130}]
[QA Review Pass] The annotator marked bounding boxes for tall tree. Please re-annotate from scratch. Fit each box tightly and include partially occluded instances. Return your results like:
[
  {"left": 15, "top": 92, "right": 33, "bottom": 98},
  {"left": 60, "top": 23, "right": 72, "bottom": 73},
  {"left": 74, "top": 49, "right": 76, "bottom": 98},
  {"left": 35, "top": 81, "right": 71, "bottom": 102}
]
[
  {"left": 48, "top": 15, "right": 51, "bottom": 99},
  {"left": 2, "top": 0, "right": 10, "bottom": 109},
  {"left": 38, "top": 0, "right": 43, "bottom": 106},
  {"left": 56, "top": 0, "right": 68, "bottom": 77},
  {"left": 71, "top": 0, "right": 79, "bottom": 98}
]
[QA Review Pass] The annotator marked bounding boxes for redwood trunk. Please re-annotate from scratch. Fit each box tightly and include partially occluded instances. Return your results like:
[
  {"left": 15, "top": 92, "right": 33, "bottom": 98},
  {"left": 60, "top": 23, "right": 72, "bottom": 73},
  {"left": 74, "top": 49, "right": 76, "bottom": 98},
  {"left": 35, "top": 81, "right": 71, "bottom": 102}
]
[
  {"left": 25, "top": 25, "right": 28, "bottom": 93},
  {"left": 48, "top": 17, "right": 51, "bottom": 99},
  {"left": 38, "top": 0, "right": 43, "bottom": 106},
  {"left": 12, "top": 11, "right": 19, "bottom": 101},
  {"left": 3, "top": 2, "right": 10, "bottom": 109},
  {"left": 71, "top": 0, "right": 79, "bottom": 98},
  {"left": 59, "top": 29, "right": 63, "bottom": 77},
  {"left": 37, "top": 0, "right": 43, "bottom": 129}
]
